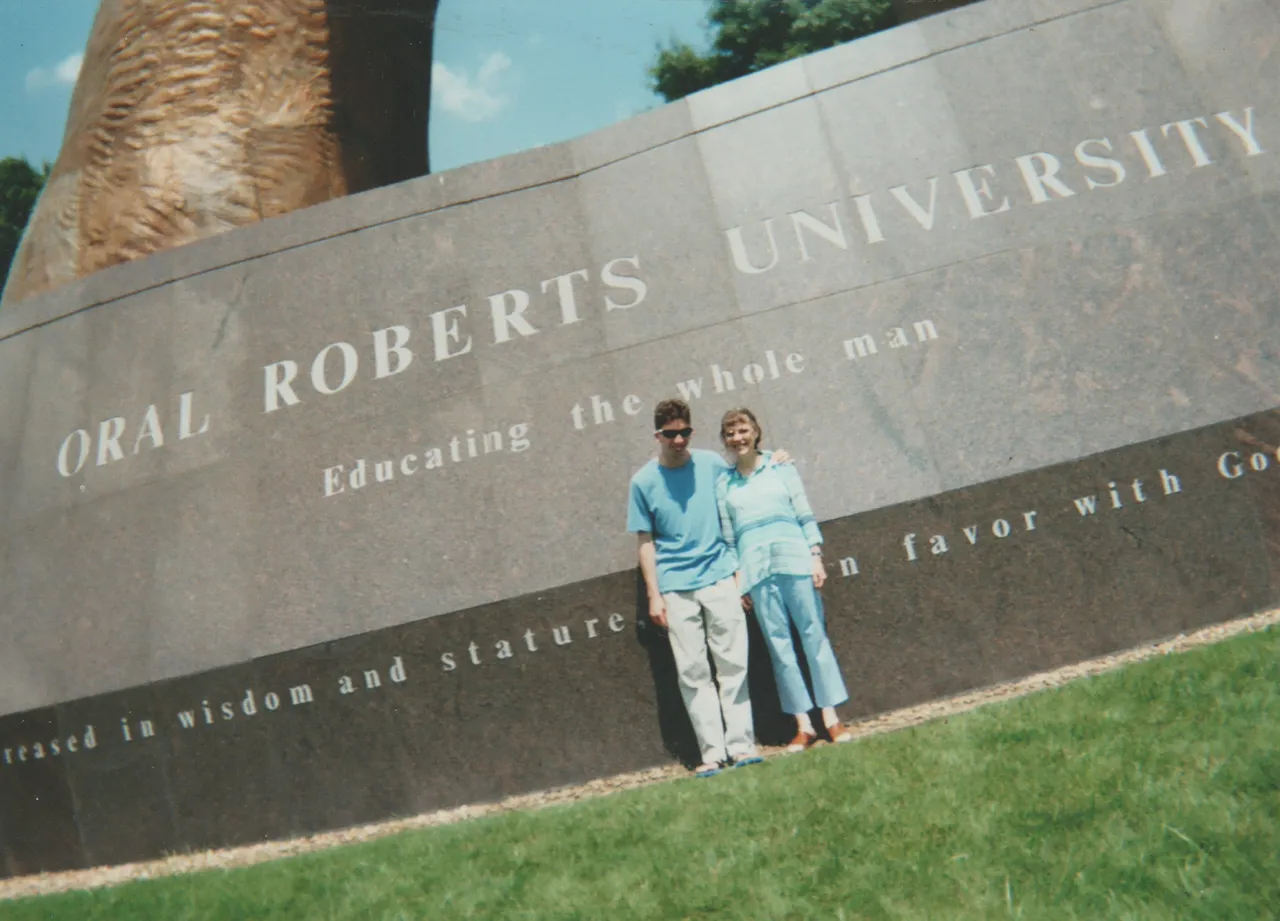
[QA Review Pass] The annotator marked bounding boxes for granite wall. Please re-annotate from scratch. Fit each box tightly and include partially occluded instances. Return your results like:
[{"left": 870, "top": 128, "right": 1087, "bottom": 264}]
[{"left": 2, "top": 0, "right": 1279, "bottom": 875}]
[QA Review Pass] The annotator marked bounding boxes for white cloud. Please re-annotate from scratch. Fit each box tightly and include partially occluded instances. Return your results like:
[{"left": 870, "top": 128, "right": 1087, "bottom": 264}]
[
  {"left": 431, "top": 51, "right": 512, "bottom": 123},
  {"left": 55, "top": 53, "right": 83, "bottom": 84},
  {"left": 24, "top": 52, "right": 83, "bottom": 92}
]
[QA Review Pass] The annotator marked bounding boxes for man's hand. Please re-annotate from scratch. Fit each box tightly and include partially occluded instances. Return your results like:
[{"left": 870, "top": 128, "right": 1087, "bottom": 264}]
[
  {"left": 811, "top": 555, "right": 826, "bottom": 589},
  {"left": 649, "top": 594, "right": 669, "bottom": 629},
  {"left": 637, "top": 533, "right": 666, "bottom": 627},
  {"left": 771, "top": 448, "right": 793, "bottom": 465},
  {"left": 741, "top": 593, "right": 754, "bottom": 613}
]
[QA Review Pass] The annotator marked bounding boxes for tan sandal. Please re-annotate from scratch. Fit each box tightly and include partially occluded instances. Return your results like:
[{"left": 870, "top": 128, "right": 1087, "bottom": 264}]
[
  {"left": 827, "top": 721, "right": 853, "bottom": 743},
  {"left": 786, "top": 729, "right": 817, "bottom": 753}
]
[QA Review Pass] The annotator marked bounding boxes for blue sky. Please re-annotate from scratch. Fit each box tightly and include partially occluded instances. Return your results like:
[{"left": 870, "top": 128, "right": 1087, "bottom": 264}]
[{"left": 0, "top": 0, "right": 711, "bottom": 172}]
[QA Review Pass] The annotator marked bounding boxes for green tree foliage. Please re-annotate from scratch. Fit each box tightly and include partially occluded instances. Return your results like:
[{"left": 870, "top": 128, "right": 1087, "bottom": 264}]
[
  {"left": 1, "top": 156, "right": 49, "bottom": 299},
  {"left": 650, "top": 0, "right": 896, "bottom": 102}
]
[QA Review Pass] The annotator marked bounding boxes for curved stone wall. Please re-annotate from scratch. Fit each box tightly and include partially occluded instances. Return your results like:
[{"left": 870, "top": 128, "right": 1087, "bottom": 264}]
[{"left": 2, "top": 0, "right": 1279, "bottom": 875}]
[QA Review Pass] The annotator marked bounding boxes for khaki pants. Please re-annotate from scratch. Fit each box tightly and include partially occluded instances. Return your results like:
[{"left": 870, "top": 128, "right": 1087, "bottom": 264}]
[{"left": 663, "top": 577, "right": 756, "bottom": 765}]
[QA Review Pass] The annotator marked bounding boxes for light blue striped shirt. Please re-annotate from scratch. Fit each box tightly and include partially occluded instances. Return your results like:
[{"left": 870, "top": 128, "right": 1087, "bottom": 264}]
[{"left": 716, "top": 453, "right": 822, "bottom": 594}]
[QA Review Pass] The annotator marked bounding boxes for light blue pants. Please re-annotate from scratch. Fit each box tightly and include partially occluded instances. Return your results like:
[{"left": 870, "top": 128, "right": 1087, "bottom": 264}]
[{"left": 749, "top": 575, "right": 848, "bottom": 715}]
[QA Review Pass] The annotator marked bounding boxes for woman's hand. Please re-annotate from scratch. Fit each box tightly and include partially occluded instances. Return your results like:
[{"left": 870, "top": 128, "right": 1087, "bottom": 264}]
[
  {"left": 741, "top": 593, "right": 754, "bottom": 613},
  {"left": 811, "top": 554, "right": 826, "bottom": 589},
  {"left": 771, "top": 448, "right": 793, "bottom": 465}
]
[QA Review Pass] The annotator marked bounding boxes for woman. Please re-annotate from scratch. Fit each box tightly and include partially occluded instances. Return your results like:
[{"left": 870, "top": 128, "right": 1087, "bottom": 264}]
[{"left": 715, "top": 408, "right": 853, "bottom": 751}]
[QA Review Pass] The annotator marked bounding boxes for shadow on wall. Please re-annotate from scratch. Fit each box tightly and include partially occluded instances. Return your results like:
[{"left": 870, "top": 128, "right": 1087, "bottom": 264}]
[{"left": 633, "top": 573, "right": 804, "bottom": 767}]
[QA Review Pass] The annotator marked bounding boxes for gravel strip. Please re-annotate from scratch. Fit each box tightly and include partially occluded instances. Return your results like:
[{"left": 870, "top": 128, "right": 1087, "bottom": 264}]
[{"left": 3, "top": 608, "right": 1277, "bottom": 902}]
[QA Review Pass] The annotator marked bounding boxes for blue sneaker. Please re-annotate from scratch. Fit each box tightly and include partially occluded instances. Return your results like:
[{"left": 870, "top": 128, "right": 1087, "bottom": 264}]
[
  {"left": 732, "top": 755, "right": 764, "bottom": 768},
  {"left": 695, "top": 763, "right": 724, "bottom": 778}
]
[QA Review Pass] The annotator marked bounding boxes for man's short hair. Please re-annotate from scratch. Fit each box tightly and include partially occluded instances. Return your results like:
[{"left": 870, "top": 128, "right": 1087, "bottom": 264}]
[{"left": 654, "top": 398, "right": 691, "bottom": 430}]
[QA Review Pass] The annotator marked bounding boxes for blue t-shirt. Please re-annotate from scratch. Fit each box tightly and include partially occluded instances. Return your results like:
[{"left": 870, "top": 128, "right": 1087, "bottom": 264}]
[{"left": 627, "top": 449, "right": 738, "bottom": 593}]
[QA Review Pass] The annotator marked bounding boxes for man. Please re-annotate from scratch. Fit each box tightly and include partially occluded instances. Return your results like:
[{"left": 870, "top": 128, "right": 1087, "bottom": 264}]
[{"left": 627, "top": 398, "right": 777, "bottom": 777}]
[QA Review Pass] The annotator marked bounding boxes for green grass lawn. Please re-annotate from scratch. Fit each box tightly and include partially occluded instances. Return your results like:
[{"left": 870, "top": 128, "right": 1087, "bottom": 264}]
[{"left": 5, "top": 627, "right": 1279, "bottom": 921}]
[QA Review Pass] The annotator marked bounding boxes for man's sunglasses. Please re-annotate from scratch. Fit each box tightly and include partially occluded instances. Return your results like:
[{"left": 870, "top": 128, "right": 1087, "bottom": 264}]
[{"left": 657, "top": 427, "right": 694, "bottom": 440}]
